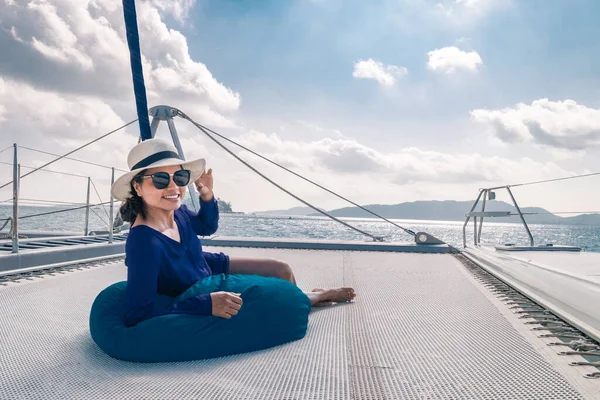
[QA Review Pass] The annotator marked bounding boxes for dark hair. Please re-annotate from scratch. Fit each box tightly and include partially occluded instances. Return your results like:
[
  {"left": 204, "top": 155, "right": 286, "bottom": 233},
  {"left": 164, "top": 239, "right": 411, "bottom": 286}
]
[{"left": 119, "top": 172, "right": 147, "bottom": 223}]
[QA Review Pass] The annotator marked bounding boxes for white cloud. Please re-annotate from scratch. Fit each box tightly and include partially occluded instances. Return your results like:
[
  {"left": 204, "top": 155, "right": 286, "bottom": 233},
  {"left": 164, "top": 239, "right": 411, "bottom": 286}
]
[
  {"left": 427, "top": 46, "right": 482, "bottom": 74},
  {"left": 234, "top": 130, "right": 571, "bottom": 186},
  {"left": 470, "top": 99, "right": 600, "bottom": 151},
  {"left": 455, "top": 0, "right": 489, "bottom": 7},
  {"left": 0, "top": 0, "right": 240, "bottom": 127},
  {"left": 352, "top": 58, "right": 408, "bottom": 86},
  {"left": 436, "top": 0, "right": 509, "bottom": 23},
  {"left": 137, "top": 5, "right": 241, "bottom": 114},
  {"left": 0, "top": 77, "right": 139, "bottom": 207},
  {"left": 188, "top": 127, "right": 579, "bottom": 212},
  {"left": 0, "top": 77, "right": 125, "bottom": 143},
  {"left": 148, "top": 0, "right": 197, "bottom": 22},
  {"left": 8, "top": 26, "right": 24, "bottom": 42},
  {"left": 27, "top": 1, "right": 94, "bottom": 69},
  {"left": 31, "top": 36, "right": 94, "bottom": 70},
  {"left": 0, "top": 0, "right": 244, "bottom": 208},
  {"left": 295, "top": 120, "right": 325, "bottom": 132}
]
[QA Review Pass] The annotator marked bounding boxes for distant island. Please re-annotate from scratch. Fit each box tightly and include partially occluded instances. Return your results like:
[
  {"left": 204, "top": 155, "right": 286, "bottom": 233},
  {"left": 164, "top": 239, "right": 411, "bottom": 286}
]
[
  {"left": 216, "top": 198, "right": 233, "bottom": 213},
  {"left": 252, "top": 200, "right": 600, "bottom": 226}
]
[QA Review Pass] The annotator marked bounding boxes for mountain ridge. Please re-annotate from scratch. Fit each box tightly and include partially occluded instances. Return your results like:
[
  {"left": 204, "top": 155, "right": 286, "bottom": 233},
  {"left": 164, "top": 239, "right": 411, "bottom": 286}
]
[{"left": 253, "top": 201, "right": 600, "bottom": 225}]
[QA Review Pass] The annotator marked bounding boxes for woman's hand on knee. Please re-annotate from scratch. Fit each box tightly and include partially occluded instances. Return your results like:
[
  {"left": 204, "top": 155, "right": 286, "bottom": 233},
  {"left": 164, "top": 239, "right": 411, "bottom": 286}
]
[{"left": 210, "top": 292, "right": 242, "bottom": 319}]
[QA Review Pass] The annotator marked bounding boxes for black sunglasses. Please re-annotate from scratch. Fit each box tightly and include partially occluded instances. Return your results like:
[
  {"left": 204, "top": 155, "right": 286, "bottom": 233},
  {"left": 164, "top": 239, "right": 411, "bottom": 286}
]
[{"left": 141, "top": 170, "right": 191, "bottom": 190}]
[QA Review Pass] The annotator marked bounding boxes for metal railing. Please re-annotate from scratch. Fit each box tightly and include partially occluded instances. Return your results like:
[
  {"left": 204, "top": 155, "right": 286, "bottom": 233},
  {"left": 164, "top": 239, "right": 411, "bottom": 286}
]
[
  {"left": 463, "top": 172, "right": 600, "bottom": 248},
  {"left": 1, "top": 147, "right": 118, "bottom": 253},
  {"left": 12, "top": 144, "right": 19, "bottom": 253},
  {"left": 0, "top": 121, "right": 136, "bottom": 253},
  {"left": 462, "top": 187, "right": 534, "bottom": 248}
]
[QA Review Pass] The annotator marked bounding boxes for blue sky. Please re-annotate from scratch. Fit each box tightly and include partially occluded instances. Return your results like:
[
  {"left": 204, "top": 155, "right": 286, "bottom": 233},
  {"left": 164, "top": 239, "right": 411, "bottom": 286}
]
[
  {"left": 184, "top": 0, "right": 600, "bottom": 107},
  {"left": 1, "top": 0, "right": 600, "bottom": 213},
  {"left": 177, "top": 0, "right": 600, "bottom": 155}
]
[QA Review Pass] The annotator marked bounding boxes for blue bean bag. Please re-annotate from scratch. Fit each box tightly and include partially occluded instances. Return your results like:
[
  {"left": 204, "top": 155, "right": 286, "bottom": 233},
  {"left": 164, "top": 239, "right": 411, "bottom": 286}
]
[{"left": 89, "top": 274, "right": 311, "bottom": 362}]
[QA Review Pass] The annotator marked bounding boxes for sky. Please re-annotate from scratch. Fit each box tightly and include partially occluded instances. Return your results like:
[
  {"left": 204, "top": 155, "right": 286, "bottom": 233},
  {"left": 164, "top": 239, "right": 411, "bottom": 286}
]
[{"left": 1, "top": 0, "right": 600, "bottom": 214}]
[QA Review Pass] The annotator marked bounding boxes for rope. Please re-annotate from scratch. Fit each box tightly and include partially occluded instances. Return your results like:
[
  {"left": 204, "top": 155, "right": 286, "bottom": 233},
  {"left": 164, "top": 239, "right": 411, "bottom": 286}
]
[
  {"left": 0, "top": 120, "right": 137, "bottom": 191},
  {"left": 0, "top": 218, "right": 10, "bottom": 231},
  {"left": 0, "top": 146, "right": 13, "bottom": 156},
  {"left": 17, "top": 201, "right": 112, "bottom": 220},
  {"left": 19, "top": 198, "right": 87, "bottom": 206},
  {"left": 513, "top": 211, "right": 600, "bottom": 216},
  {"left": 490, "top": 171, "right": 600, "bottom": 190},
  {"left": 0, "top": 161, "right": 89, "bottom": 179},
  {"left": 89, "top": 207, "right": 110, "bottom": 228},
  {"left": 4, "top": 198, "right": 111, "bottom": 223},
  {"left": 177, "top": 111, "right": 384, "bottom": 242},
  {"left": 178, "top": 111, "right": 414, "bottom": 237},
  {"left": 10, "top": 199, "right": 110, "bottom": 227},
  {"left": 90, "top": 179, "right": 110, "bottom": 220},
  {"left": 122, "top": 0, "right": 152, "bottom": 140},
  {"left": 17, "top": 147, "right": 128, "bottom": 172}
]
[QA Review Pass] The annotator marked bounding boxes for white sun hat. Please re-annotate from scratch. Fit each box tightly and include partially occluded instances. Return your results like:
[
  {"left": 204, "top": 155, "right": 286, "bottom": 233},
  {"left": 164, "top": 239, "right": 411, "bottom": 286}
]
[{"left": 111, "top": 138, "right": 206, "bottom": 201}]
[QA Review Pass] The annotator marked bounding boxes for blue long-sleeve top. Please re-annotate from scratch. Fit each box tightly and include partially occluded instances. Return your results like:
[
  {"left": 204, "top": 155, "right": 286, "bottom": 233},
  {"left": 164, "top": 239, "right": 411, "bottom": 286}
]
[{"left": 124, "top": 197, "right": 227, "bottom": 327}]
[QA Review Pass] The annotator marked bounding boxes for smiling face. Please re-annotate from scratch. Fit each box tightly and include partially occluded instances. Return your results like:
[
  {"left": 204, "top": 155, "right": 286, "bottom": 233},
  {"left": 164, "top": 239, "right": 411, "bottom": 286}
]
[{"left": 132, "top": 164, "right": 187, "bottom": 214}]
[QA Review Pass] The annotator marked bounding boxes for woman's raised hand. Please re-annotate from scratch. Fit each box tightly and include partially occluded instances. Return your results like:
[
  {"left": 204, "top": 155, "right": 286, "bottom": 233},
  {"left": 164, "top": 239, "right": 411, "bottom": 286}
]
[
  {"left": 195, "top": 168, "right": 214, "bottom": 201},
  {"left": 210, "top": 291, "right": 242, "bottom": 319}
]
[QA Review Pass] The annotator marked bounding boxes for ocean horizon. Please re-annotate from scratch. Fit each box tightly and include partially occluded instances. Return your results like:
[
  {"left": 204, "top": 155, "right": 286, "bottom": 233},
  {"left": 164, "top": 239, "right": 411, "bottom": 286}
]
[{"left": 2, "top": 204, "right": 599, "bottom": 253}]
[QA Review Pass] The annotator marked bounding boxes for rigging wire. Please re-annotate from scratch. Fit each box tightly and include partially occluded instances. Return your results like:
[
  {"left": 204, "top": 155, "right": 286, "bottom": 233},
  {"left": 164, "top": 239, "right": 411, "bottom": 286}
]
[
  {"left": 488, "top": 171, "right": 600, "bottom": 190},
  {"left": 0, "top": 162, "right": 90, "bottom": 179},
  {"left": 0, "top": 119, "right": 137, "bottom": 191},
  {"left": 178, "top": 111, "right": 385, "bottom": 241},
  {"left": 17, "top": 201, "right": 112, "bottom": 221},
  {"left": 178, "top": 112, "right": 415, "bottom": 237},
  {"left": 90, "top": 179, "right": 110, "bottom": 221},
  {"left": 17, "top": 147, "right": 128, "bottom": 173}
]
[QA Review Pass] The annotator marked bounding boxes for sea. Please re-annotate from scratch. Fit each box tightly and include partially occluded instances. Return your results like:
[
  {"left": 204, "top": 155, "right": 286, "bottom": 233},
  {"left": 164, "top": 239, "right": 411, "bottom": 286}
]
[{"left": 2, "top": 204, "right": 599, "bottom": 252}]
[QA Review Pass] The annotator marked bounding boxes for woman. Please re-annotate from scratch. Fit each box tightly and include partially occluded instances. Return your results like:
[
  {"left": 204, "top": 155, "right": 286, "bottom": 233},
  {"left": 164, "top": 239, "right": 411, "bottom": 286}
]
[{"left": 111, "top": 139, "right": 356, "bottom": 327}]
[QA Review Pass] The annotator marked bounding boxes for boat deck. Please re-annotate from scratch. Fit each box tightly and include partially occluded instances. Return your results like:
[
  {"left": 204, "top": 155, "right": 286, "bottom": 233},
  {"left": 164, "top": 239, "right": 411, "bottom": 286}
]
[
  {"left": 463, "top": 246, "right": 600, "bottom": 344},
  {"left": 1, "top": 246, "right": 598, "bottom": 399},
  {"left": 0, "top": 235, "right": 451, "bottom": 272}
]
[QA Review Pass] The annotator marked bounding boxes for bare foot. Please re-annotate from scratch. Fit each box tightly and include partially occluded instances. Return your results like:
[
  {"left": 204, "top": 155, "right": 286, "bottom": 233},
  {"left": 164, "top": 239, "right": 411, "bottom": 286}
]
[
  {"left": 312, "top": 300, "right": 334, "bottom": 307},
  {"left": 309, "top": 287, "right": 356, "bottom": 307}
]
